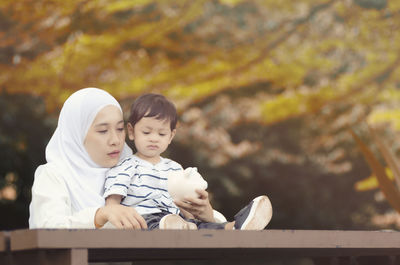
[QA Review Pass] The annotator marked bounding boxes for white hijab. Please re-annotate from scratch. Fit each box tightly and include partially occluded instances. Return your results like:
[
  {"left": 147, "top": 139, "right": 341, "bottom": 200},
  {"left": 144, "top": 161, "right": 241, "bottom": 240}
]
[{"left": 36, "top": 87, "right": 132, "bottom": 211}]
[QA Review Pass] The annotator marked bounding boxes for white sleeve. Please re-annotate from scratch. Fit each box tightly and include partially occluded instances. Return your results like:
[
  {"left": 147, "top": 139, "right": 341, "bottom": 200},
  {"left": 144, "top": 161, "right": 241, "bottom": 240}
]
[{"left": 29, "top": 166, "right": 98, "bottom": 229}]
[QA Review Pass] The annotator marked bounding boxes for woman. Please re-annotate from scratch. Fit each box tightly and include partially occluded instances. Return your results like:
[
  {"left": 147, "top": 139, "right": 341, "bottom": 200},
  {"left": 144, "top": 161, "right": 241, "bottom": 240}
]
[{"left": 29, "top": 88, "right": 147, "bottom": 229}]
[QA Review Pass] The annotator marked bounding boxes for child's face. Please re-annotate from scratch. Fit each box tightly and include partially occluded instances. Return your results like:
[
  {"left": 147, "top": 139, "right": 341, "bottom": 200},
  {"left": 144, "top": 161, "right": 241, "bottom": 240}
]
[
  {"left": 128, "top": 116, "right": 176, "bottom": 164},
  {"left": 84, "top": 105, "right": 125, "bottom": 167}
]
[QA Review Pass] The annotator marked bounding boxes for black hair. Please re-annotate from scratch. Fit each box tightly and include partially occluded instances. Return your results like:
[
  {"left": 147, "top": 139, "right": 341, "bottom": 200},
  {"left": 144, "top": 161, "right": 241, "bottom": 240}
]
[{"left": 128, "top": 93, "right": 178, "bottom": 130}]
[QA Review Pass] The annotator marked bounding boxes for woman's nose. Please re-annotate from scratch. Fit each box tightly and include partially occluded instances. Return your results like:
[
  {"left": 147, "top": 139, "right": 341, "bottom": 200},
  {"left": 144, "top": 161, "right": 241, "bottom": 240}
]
[{"left": 109, "top": 130, "right": 121, "bottom": 145}]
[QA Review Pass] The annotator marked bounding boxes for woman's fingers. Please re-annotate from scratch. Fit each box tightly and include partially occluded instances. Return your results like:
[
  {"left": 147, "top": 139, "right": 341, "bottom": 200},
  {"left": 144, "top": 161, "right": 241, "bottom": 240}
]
[
  {"left": 108, "top": 216, "right": 124, "bottom": 229},
  {"left": 182, "top": 196, "right": 206, "bottom": 207},
  {"left": 120, "top": 216, "right": 135, "bottom": 229},
  {"left": 195, "top": 189, "right": 208, "bottom": 199},
  {"left": 132, "top": 211, "right": 148, "bottom": 229},
  {"left": 175, "top": 199, "right": 205, "bottom": 216},
  {"left": 174, "top": 199, "right": 193, "bottom": 210},
  {"left": 105, "top": 204, "right": 148, "bottom": 230},
  {"left": 178, "top": 207, "right": 195, "bottom": 219},
  {"left": 174, "top": 194, "right": 214, "bottom": 222},
  {"left": 122, "top": 208, "right": 147, "bottom": 229}
]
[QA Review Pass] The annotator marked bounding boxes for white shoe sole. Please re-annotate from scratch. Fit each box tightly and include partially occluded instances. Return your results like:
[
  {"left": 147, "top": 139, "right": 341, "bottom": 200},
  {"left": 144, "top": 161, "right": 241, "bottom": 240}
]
[{"left": 240, "top": 195, "right": 273, "bottom": 230}]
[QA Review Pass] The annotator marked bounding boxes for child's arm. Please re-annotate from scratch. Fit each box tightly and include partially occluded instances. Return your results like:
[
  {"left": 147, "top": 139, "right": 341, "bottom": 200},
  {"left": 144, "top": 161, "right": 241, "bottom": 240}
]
[
  {"left": 99, "top": 163, "right": 148, "bottom": 229},
  {"left": 105, "top": 194, "right": 123, "bottom": 205}
]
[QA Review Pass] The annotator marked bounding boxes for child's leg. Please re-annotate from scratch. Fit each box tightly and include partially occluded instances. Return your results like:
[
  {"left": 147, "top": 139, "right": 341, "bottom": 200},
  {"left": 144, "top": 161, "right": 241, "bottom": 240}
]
[
  {"left": 188, "top": 219, "right": 227, "bottom": 230},
  {"left": 186, "top": 196, "right": 272, "bottom": 230},
  {"left": 159, "top": 214, "right": 198, "bottom": 230},
  {"left": 142, "top": 212, "right": 168, "bottom": 230},
  {"left": 233, "top": 195, "right": 273, "bottom": 230}
]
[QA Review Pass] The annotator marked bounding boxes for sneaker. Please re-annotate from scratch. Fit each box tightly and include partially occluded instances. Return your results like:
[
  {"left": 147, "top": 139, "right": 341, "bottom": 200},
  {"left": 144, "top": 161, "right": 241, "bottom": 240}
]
[
  {"left": 233, "top": 195, "right": 272, "bottom": 230},
  {"left": 159, "top": 214, "right": 198, "bottom": 230}
]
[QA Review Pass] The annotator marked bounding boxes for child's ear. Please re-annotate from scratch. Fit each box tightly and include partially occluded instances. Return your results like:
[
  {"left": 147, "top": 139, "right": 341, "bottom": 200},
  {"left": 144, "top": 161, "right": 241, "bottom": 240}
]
[
  {"left": 169, "top": 129, "right": 176, "bottom": 143},
  {"left": 127, "top": 123, "right": 135, "bottom": 140}
]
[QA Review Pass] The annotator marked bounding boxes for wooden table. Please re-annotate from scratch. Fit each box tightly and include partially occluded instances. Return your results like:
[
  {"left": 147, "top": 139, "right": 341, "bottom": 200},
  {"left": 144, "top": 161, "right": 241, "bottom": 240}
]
[
  {"left": 0, "top": 231, "right": 6, "bottom": 252},
  {"left": 3, "top": 229, "right": 400, "bottom": 265},
  {"left": 0, "top": 231, "right": 10, "bottom": 265}
]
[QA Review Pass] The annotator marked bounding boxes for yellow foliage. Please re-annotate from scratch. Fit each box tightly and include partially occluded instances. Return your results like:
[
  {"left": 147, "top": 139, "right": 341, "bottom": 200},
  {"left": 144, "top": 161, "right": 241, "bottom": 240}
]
[
  {"left": 351, "top": 129, "right": 400, "bottom": 213},
  {"left": 218, "top": 0, "right": 244, "bottom": 6},
  {"left": 368, "top": 109, "right": 400, "bottom": 131},
  {"left": 388, "top": 1, "right": 400, "bottom": 10},
  {"left": 2, "top": 0, "right": 400, "bottom": 122},
  {"left": 167, "top": 75, "right": 232, "bottom": 100},
  {"left": 259, "top": 86, "right": 340, "bottom": 124},
  {"left": 252, "top": 58, "right": 305, "bottom": 88},
  {"left": 260, "top": 93, "right": 303, "bottom": 124},
  {"left": 355, "top": 168, "right": 394, "bottom": 191},
  {"left": 377, "top": 88, "right": 400, "bottom": 103},
  {"left": 104, "top": 0, "right": 153, "bottom": 12}
]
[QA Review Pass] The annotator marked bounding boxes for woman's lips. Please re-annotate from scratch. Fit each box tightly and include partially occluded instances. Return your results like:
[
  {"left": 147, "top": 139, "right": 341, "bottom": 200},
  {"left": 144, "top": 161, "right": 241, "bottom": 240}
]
[{"left": 108, "top": 151, "right": 120, "bottom": 158}]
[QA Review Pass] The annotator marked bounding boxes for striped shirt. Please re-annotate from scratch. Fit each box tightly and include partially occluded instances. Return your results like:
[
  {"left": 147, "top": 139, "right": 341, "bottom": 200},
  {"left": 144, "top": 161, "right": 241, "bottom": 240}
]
[{"left": 104, "top": 155, "right": 183, "bottom": 215}]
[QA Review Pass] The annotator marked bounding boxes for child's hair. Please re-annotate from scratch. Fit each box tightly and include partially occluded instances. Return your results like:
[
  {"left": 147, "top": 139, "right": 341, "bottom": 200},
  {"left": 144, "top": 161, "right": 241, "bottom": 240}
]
[{"left": 128, "top": 93, "right": 178, "bottom": 130}]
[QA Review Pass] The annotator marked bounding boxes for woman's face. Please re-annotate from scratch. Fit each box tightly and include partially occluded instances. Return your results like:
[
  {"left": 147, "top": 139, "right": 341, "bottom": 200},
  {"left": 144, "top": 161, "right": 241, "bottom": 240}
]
[{"left": 84, "top": 105, "right": 125, "bottom": 167}]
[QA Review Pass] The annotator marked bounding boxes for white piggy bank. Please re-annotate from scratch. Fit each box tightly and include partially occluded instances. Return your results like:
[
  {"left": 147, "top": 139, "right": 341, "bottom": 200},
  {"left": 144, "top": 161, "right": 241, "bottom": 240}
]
[{"left": 167, "top": 167, "right": 208, "bottom": 200}]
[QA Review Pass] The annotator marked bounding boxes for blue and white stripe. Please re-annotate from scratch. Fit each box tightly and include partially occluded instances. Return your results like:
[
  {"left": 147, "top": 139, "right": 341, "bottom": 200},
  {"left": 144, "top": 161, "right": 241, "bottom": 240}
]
[{"left": 104, "top": 155, "right": 183, "bottom": 215}]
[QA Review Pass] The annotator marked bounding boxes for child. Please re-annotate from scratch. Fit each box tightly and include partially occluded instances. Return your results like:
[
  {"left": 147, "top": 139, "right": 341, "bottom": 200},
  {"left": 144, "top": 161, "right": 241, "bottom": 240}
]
[{"left": 103, "top": 93, "right": 272, "bottom": 230}]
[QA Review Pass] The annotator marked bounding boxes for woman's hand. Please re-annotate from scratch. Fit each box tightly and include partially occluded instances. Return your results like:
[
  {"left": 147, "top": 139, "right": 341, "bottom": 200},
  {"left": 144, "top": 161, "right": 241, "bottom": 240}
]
[
  {"left": 95, "top": 195, "right": 147, "bottom": 229},
  {"left": 174, "top": 189, "right": 215, "bottom": 223}
]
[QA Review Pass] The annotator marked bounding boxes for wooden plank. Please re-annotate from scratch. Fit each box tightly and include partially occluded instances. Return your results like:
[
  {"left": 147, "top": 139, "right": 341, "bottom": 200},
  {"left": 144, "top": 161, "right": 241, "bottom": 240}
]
[
  {"left": 0, "top": 231, "right": 7, "bottom": 252},
  {"left": 0, "top": 231, "right": 10, "bottom": 265},
  {"left": 6, "top": 249, "right": 88, "bottom": 265},
  {"left": 9, "top": 229, "right": 400, "bottom": 259}
]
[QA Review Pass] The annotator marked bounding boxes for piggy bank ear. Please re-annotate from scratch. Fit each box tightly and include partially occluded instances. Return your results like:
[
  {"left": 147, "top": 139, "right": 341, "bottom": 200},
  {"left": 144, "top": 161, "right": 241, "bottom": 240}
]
[{"left": 184, "top": 167, "right": 196, "bottom": 178}]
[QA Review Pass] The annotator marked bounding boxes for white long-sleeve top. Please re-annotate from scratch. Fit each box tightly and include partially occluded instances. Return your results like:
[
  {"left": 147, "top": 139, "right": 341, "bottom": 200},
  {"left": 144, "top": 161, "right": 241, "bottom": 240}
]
[{"left": 29, "top": 164, "right": 99, "bottom": 229}]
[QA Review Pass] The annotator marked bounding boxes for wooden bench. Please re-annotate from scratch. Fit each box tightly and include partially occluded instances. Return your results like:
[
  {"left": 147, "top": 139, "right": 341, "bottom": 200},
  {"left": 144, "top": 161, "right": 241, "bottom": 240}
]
[
  {"left": 0, "top": 231, "right": 6, "bottom": 252},
  {"left": 0, "top": 231, "right": 10, "bottom": 264},
  {"left": 2, "top": 229, "right": 400, "bottom": 265}
]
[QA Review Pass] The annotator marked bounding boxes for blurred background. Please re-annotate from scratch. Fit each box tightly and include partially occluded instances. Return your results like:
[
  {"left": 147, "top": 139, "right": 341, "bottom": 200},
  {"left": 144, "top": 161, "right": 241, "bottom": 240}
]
[{"left": 1, "top": 0, "right": 400, "bottom": 232}]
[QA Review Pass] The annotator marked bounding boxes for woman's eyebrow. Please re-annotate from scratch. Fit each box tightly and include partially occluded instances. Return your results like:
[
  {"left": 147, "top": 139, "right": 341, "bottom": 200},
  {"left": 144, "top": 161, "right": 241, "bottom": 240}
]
[
  {"left": 94, "top": 123, "right": 109, "bottom": 127},
  {"left": 95, "top": 120, "right": 124, "bottom": 127}
]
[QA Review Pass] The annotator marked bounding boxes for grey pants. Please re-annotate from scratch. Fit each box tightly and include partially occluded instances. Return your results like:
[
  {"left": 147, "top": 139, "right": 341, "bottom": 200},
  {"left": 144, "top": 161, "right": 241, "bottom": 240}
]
[{"left": 142, "top": 211, "right": 227, "bottom": 230}]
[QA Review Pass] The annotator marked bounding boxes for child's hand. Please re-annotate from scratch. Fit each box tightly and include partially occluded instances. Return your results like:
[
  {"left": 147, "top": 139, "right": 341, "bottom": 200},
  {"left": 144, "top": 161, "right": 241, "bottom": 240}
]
[
  {"left": 95, "top": 204, "right": 148, "bottom": 229},
  {"left": 174, "top": 189, "right": 215, "bottom": 223}
]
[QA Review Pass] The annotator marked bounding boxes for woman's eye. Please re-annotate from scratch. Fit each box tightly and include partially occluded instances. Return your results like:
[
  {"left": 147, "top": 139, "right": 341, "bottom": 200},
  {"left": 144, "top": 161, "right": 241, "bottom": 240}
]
[
  {"left": 117, "top": 127, "right": 124, "bottom": 132},
  {"left": 159, "top": 133, "right": 166, "bottom": 136},
  {"left": 98, "top": 130, "right": 107, "bottom": 134},
  {"left": 143, "top": 131, "right": 150, "bottom": 135}
]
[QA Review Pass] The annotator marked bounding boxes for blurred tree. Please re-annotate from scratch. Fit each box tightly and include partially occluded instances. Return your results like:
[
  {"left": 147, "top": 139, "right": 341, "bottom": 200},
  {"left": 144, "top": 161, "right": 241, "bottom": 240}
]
[
  {"left": 1, "top": 0, "right": 400, "bottom": 229},
  {"left": 0, "top": 92, "right": 54, "bottom": 229}
]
